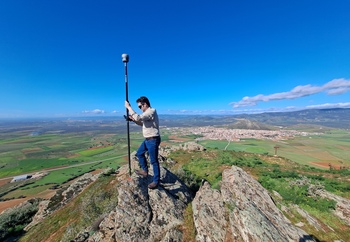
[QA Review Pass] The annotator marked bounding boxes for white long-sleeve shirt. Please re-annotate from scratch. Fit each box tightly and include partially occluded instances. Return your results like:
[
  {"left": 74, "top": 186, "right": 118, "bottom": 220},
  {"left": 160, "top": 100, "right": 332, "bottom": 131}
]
[{"left": 130, "top": 107, "right": 160, "bottom": 138}]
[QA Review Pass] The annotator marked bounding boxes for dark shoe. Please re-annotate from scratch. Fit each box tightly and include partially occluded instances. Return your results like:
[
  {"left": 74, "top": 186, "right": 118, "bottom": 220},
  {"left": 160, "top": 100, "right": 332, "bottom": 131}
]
[
  {"left": 135, "top": 169, "right": 148, "bottom": 178},
  {"left": 148, "top": 182, "right": 158, "bottom": 189}
]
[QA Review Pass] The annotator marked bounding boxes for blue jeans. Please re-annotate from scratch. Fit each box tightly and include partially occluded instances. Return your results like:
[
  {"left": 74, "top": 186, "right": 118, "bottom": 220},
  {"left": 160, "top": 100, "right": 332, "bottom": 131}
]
[{"left": 136, "top": 136, "right": 161, "bottom": 184}]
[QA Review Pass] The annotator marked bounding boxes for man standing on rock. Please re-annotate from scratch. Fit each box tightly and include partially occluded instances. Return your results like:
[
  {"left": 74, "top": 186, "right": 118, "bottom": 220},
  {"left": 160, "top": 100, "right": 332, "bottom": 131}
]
[{"left": 125, "top": 96, "right": 161, "bottom": 189}]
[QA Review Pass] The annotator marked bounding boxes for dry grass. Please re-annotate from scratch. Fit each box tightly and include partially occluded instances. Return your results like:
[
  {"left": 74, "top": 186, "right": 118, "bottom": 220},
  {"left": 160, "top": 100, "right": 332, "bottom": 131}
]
[{"left": 180, "top": 203, "right": 196, "bottom": 242}]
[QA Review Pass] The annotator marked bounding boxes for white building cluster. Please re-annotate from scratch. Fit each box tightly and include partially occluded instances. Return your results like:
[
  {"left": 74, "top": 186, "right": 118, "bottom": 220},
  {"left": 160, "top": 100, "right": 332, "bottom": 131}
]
[{"left": 168, "top": 126, "right": 315, "bottom": 142}]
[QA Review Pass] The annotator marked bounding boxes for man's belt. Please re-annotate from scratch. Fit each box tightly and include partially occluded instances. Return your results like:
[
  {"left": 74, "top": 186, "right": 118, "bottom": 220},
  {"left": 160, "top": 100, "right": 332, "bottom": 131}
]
[{"left": 146, "top": 136, "right": 159, "bottom": 140}]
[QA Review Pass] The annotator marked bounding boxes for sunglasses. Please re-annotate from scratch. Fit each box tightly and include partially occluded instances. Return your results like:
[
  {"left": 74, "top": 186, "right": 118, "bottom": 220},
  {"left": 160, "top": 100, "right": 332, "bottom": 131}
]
[{"left": 138, "top": 104, "right": 143, "bottom": 109}]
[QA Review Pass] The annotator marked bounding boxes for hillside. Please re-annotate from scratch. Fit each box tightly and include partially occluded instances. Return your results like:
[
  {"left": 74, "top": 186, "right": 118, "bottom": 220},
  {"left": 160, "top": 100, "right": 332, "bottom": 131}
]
[{"left": 2, "top": 143, "right": 349, "bottom": 242}]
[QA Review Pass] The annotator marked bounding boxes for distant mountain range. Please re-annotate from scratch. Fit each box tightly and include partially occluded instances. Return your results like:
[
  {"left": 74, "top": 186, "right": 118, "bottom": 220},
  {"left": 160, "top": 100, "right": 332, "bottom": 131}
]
[
  {"left": 160, "top": 108, "right": 350, "bottom": 129},
  {"left": 236, "top": 108, "right": 350, "bottom": 129},
  {"left": 1, "top": 108, "right": 349, "bottom": 132}
]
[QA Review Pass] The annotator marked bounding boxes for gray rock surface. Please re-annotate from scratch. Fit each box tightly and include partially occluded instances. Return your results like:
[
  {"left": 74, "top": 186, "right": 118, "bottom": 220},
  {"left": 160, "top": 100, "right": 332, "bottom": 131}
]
[
  {"left": 88, "top": 164, "right": 316, "bottom": 242},
  {"left": 192, "top": 181, "right": 228, "bottom": 242},
  {"left": 89, "top": 166, "right": 193, "bottom": 242},
  {"left": 192, "top": 166, "right": 316, "bottom": 242}
]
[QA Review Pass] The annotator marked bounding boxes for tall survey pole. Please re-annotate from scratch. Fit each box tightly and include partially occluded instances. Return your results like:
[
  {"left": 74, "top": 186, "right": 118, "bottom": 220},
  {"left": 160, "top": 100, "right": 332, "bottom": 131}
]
[{"left": 122, "top": 53, "right": 131, "bottom": 176}]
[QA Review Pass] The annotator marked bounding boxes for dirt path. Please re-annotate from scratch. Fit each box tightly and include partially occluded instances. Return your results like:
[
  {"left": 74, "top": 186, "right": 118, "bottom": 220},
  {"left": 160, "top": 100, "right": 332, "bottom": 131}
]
[
  {"left": 0, "top": 178, "right": 12, "bottom": 187},
  {"left": 0, "top": 189, "right": 56, "bottom": 214},
  {"left": 310, "top": 161, "right": 343, "bottom": 170}
]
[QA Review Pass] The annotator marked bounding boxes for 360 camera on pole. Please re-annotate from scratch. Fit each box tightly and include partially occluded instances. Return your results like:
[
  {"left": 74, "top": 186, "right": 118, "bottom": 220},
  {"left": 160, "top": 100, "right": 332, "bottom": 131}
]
[{"left": 122, "top": 53, "right": 131, "bottom": 176}]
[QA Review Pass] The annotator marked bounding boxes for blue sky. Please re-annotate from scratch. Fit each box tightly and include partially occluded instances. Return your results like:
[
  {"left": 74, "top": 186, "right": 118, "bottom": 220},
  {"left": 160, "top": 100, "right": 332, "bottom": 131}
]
[{"left": 1, "top": 1, "right": 350, "bottom": 118}]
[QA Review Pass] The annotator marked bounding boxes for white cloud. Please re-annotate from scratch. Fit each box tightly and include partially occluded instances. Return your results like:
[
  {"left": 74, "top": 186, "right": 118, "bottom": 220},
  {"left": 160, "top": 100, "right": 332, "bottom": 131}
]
[
  {"left": 160, "top": 102, "right": 350, "bottom": 115},
  {"left": 82, "top": 109, "right": 105, "bottom": 114},
  {"left": 306, "top": 102, "right": 350, "bottom": 109},
  {"left": 324, "top": 78, "right": 350, "bottom": 95},
  {"left": 230, "top": 78, "right": 350, "bottom": 108}
]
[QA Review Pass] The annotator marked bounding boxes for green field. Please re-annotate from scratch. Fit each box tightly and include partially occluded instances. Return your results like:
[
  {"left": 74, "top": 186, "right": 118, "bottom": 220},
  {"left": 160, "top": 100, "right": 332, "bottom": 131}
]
[
  {"left": 1, "top": 124, "right": 349, "bottom": 208},
  {"left": 1, "top": 157, "right": 125, "bottom": 200},
  {"left": 0, "top": 131, "right": 143, "bottom": 179},
  {"left": 0, "top": 127, "right": 136, "bottom": 201},
  {"left": 199, "top": 130, "right": 350, "bottom": 168},
  {"left": 2, "top": 126, "right": 348, "bottom": 180}
]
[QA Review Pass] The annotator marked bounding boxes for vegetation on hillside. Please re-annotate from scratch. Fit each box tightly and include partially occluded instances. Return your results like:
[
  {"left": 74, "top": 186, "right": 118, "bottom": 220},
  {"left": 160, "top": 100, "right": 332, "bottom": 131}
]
[
  {"left": 168, "top": 148, "right": 350, "bottom": 242},
  {"left": 19, "top": 172, "right": 118, "bottom": 242},
  {"left": 0, "top": 198, "right": 41, "bottom": 241}
]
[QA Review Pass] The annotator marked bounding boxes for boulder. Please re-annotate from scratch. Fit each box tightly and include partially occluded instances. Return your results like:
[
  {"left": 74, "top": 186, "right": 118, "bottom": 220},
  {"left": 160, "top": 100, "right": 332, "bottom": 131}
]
[
  {"left": 89, "top": 166, "right": 193, "bottom": 242},
  {"left": 192, "top": 166, "right": 316, "bottom": 242}
]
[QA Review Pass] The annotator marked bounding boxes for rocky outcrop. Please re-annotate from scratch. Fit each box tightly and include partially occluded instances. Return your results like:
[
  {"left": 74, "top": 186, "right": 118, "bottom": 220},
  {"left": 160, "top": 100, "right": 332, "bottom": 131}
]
[
  {"left": 23, "top": 200, "right": 50, "bottom": 231},
  {"left": 192, "top": 166, "right": 315, "bottom": 242},
  {"left": 179, "top": 142, "right": 206, "bottom": 151},
  {"left": 159, "top": 142, "right": 206, "bottom": 158},
  {"left": 84, "top": 164, "right": 316, "bottom": 242},
  {"left": 192, "top": 181, "right": 228, "bottom": 241},
  {"left": 88, "top": 165, "right": 193, "bottom": 242}
]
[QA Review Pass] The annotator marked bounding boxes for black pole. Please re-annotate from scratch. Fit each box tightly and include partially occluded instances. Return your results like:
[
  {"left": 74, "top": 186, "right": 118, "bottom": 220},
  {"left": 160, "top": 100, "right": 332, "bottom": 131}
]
[{"left": 122, "top": 54, "right": 131, "bottom": 176}]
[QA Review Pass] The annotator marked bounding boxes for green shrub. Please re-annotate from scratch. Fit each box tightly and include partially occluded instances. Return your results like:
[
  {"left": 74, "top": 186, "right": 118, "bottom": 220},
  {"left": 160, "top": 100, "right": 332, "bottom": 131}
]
[
  {"left": 100, "top": 167, "right": 117, "bottom": 177},
  {"left": 263, "top": 168, "right": 299, "bottom": 179},
  {"left": 0, "top": 198, "right": 41, "bottom": 240},
  {"left": 258, "top": 176, "right": 277, "bottom": 191},
  {"left": 173, "top": 167, "right": 201, "bottom": 193},
  {"left": 217, "top": 152, "right": 265, "bottom": 168},
  {"left": 323, "top": 179, "right": 350, "bottom": 193},
  {"left": 258, "top": 171, "right": 337, "bottom": 213},
  {"left": 328, "top": 168, "right": 350, "bottom": 176}
]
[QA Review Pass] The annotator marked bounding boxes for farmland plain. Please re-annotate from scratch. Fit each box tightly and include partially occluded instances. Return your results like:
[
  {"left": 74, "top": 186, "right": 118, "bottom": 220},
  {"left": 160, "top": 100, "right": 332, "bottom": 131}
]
[
  {"left": 1, "top": 110, "right": 350, "bottom": 242},
  {"left": 0, "top": 112, "right": 349, "bottom": 212}
]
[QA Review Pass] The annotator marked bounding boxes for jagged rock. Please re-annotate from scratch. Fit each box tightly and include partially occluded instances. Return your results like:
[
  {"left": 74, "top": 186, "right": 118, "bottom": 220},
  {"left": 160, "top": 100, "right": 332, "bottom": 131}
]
[
  {"left": 295, "top": 222, "right": 305, "bottom": 227},
  {"left": 72, "top": 231, "right": 90, "bottom": 242},
  {"left": 159, "top": 146, "right": 172, "bottom": 157},
  {"left": 192, "top": 166, "right": 316, "bottom": 242},
  {"left": 89, "top": 165, "right": 193, "bottom": 242},
  {"left": 272, "top": 190, "right": 283, "bottom": 200},
  {"left": 159, "top": 142, "right": 206, "bottom": 155},
  {"left": 61, "top": 173, "right": 99, "bottom": 201},
  {"left": 192, "top": 181, "right": 227, "bottom": 241},
  {"left": 179, "top": 142, "right": 206, "bottom": 151},
  {"left": 24, "top": 200, "right": 50, "bottom": 231}
]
